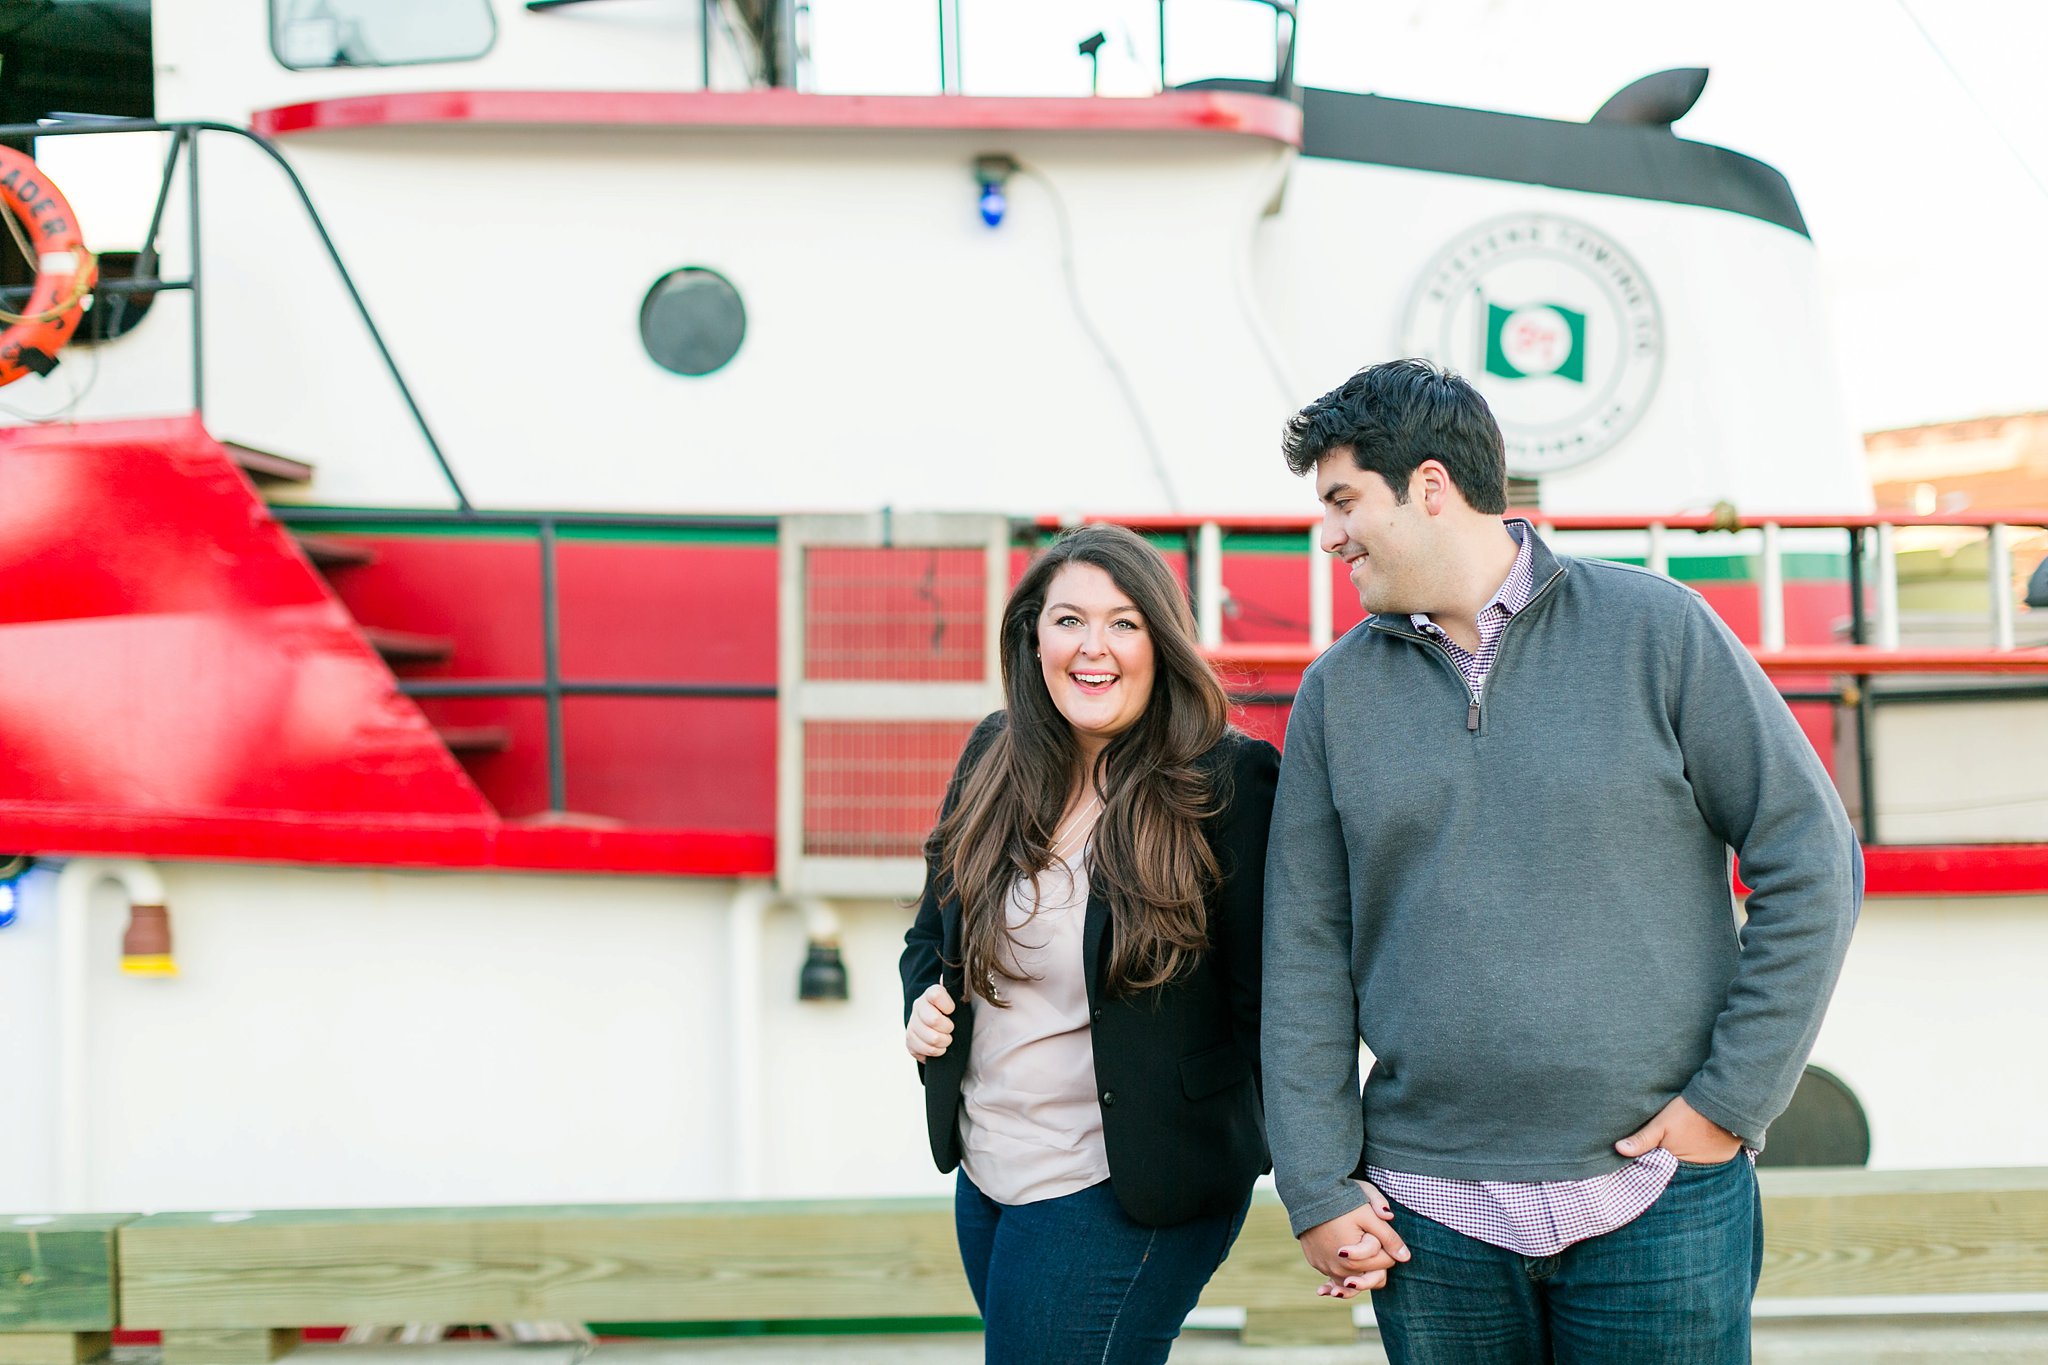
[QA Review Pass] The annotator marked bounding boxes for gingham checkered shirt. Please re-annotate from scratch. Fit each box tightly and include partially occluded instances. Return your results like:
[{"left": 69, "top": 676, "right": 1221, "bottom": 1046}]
[{"left": 1373, "top": 523, "right": 1679, "bottom": 1256}]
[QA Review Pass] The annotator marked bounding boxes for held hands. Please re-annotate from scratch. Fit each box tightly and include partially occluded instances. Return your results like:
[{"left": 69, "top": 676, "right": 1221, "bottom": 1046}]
[
  {"left": 1616, "top": 1094, "right": 1744, "bottom": 1165},
  {"left": 904, "top": 982, "right": 956, "bottom": 1060},
  {"left": 1299, "top": 1180, "right": 1409, "bottom": 1300}
]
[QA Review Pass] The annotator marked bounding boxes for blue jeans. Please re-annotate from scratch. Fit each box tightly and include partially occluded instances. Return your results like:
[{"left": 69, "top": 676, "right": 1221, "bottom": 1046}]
[
  {"left": 1372, "top": 1155, "right": 1764, "bottom": 1365},
  {"left": 955, "top": 1171, "right": 1250, "bottom": 1365}
]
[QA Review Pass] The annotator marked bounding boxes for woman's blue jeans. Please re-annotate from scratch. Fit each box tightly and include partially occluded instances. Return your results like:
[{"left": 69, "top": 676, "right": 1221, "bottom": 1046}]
[
  {"left": 1371, "top": 1154, "right": 1765, "bottom": 1365},
  {"left": 955, "top": 1171, "right": 1250, "bottom": 1365}
]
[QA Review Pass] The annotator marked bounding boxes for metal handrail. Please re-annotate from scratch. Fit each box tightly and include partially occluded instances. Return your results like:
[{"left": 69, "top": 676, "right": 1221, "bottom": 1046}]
[
  {"left": 0, "top": 117, "right": 470, "bottom": 510},
  {"left": 270, "top": 506, "right": 778, "bottom": 814},
  {"left": 1047, "top": 508, "right": 2048, "bottom": 846}
]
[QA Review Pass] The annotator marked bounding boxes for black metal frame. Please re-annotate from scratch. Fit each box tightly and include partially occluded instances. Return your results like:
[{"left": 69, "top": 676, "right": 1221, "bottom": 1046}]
[
  {"left": 1162, "top": 520, "right": 2048, "bottom": 847},
  {"left": 273, "top": 508, "right": 779, "bottom": 813},
  {"left": 0, "top": 116, "right": 471, "bottom": 510},
  {"left": 1157, "top": 0, "right": 1298, "bottom": 100}
]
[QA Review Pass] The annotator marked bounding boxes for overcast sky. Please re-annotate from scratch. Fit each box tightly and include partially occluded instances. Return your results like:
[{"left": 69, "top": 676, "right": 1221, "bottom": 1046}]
[{"left": 807, "top": 0, "right": 2048, "bottom": 435}]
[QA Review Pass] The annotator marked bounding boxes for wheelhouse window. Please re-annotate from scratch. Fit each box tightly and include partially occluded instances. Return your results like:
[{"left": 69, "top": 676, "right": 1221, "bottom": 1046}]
[{"left": 271, "top": 0, "right": 496, "bottom": 70}]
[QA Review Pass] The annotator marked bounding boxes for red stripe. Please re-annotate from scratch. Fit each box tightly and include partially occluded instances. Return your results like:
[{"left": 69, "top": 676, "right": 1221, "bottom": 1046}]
[
  {"left": 1860, "top": 844, "right": 2048, "bottom": 897},
  {"left": 1202, "top": 643, "right": 2048, "bottom": 674},
  {"left": 250, "top": 90, "right": 1304, "bottom": 146},
  {"left": 1039, "top": 510, "right": 2048, "bottom": 532},
  {"left": 0, "top": 807, "right": 774, "bottom": 878},
  {"left": 11, "top": 806, "right": 2045, "bottom": 895}
]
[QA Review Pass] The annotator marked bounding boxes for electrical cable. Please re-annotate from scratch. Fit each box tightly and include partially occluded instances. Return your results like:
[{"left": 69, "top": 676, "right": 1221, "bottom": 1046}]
[
  {"left": 1230, "top": 149, "right": 1302, "bottom": 405},
  {"left": 1014, "top": 161, "right": 1182, "bottom": 511}
]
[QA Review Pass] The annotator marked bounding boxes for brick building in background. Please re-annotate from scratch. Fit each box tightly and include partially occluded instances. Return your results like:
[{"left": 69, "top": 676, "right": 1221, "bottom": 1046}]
[{"left": 1864, "top": 410, "right": 2048, "bottom": 616}]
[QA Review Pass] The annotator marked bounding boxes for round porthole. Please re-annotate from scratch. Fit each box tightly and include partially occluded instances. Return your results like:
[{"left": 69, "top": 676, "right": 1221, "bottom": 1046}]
[
  {"left": 1754, "top": 1064, "right": 1870, "bottom": 1168},
  {"left": 639, "top": 267, "right": 745, "bottom": 376}
]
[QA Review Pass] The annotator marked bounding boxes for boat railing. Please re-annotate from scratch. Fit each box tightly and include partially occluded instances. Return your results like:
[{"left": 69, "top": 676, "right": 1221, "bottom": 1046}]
[
  {"left": 270, "top": 507, "right": 778, "bottom": 817},
  {"left": 1043, "top": 509, "right": 2048, "bottom": 844},
  {"left": 0, "top": 116, "right": 471, "bottom": 510},
  {"left": 257, "top": 506, "right": 2045, "bottom": 845}
]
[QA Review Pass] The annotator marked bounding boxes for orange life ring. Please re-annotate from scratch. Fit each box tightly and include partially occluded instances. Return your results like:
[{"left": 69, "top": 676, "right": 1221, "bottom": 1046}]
[{"left": 0, "top": 146, "right": 98, "bottom": 389}]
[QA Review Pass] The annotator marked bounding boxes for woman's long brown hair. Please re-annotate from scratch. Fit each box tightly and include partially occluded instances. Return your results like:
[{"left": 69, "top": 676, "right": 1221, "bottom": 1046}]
[{"left": 927, "top": 524, "right": 1233, "bottom": 1003}]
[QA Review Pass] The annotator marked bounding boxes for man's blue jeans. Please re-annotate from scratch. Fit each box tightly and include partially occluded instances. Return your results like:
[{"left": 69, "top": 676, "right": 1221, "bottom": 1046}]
[
  {"left": 955, "top": 1171, "right": 1251, "bottom": 1365},
  {"left": 1371, "top": 1155, "right": 1764, "bottom": 1365}
]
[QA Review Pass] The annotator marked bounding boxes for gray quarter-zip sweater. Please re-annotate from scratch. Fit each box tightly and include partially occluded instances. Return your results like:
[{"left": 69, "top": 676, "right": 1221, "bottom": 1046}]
[{"left": 1263, "top": 526, "right": 1861, "bottom": 1238}]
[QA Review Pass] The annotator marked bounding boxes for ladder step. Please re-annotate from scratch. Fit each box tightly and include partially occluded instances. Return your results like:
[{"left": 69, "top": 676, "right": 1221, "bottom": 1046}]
[
  {"left": 435, "top": 725, "right": 511, "bottom": 754},
  {"left": 293, "top": 532, "right": 376, "bottom": 569},
  {"left": 362, "top": 627, "right": 454, "bottom": 664},
  {"left": 223, "top": 441, "right": 315, "bottom": 485}
]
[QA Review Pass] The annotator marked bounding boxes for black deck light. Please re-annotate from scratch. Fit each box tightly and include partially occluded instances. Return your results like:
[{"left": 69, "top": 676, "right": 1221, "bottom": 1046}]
[{"left": 798, "top": 941, "right": 849, "bottom": 1001}]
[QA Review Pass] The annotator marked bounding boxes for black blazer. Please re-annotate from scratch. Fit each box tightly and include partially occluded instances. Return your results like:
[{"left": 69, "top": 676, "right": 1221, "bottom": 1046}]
[{"left": 899, "top": 715, "right": 1280, "bottom": 1228}]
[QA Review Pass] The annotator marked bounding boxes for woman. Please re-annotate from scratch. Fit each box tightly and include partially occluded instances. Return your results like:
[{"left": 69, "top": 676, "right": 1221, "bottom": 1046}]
[{"left": 899, "top": 523, "right": 1279, "bottom": 1365}]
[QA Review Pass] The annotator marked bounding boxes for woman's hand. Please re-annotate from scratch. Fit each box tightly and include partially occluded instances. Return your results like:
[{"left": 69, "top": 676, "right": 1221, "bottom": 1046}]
[{"left": 905, "top": 982, "right": 957, "bottom": 1060}]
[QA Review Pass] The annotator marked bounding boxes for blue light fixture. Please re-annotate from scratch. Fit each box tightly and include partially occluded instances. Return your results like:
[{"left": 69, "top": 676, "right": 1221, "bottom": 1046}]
[
  {"left": 973, "top": 154, "right": 1018, "bottom": 230},
  {"left": 978, "top": 180, "right": 1007, "bottom": 228},
  {"left": 0, "top": 856, "right": 29, "bottom": 930}
]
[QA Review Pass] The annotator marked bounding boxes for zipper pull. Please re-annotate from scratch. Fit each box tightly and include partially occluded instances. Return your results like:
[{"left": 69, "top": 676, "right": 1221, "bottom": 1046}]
[{"left": 1467, "top": 700, "right": 1481, "bottom": 732}]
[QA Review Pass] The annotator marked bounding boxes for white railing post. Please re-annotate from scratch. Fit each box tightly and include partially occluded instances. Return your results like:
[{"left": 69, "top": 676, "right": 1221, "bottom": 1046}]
[
  {"left": 1196, "top": 521, "right": 1223, "bottom": 648},
  {"left": 1308, "top": 526, "right": 1332, "bottom": 651},
  {"left": 1759, "top": 521, "right": 1786, "bottom": 651},
  {"left": 1875, "top": 522, "right": 1901, "bottom": 650},
  {"left": 1646, "top": 523, "right": 1668, "bottom": 578},
  {"left": 1988, "top": 523, "right": 2016, "bottom": 651}
]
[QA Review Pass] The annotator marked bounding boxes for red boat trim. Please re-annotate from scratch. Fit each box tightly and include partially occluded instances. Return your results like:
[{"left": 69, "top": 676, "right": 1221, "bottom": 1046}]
[
  {"left": 4, "top": 808, "right": 775, "bottom": 878},
  {"left": 1860, "top": 844, "right": 2048, "bottom": 897},
  {"left": 1205, "top": 643, "right": 2048, "bottom": 674},
  {"left": 1045, "top": 509, "right": 2048, "bottom": 532},
  {"left": 250, "top": 90, "right": 1305, "bottom": 146},
  {"left": 9, "top": 808, "right": 2044, "bottom": 894}
]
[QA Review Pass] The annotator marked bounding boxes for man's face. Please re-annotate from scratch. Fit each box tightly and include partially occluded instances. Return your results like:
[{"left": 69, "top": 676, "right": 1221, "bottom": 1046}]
[{"left": 1316, "top": 448, "right": 1431, "bottom": 616}]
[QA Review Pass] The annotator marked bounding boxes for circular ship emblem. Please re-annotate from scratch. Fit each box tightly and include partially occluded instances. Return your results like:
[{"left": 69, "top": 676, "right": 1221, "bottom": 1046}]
[{"left": 1400, "top": 214, "right": 1664, "bottom": 476}]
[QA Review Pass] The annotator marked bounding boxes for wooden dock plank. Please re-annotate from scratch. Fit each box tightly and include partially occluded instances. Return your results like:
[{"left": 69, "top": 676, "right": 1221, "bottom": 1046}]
[
  {"left": 159, "top": 1329, "right": 299, "bottom": 1365},
  {"left": 0, "top": 1216, "right": 133, "bottom": 1333},
  {"left": 1756, "top": 1166, "right": 2048, "bottom": 1298},
  {"left": 120, "top": 1201, "right": 976, "bottom": 1326},
  {"left": 0, "top": 1333, "right": 111, "bottom": 1365},
  {"left": 103, "top": 1170, "right": 2048, "bottom": 1337}
]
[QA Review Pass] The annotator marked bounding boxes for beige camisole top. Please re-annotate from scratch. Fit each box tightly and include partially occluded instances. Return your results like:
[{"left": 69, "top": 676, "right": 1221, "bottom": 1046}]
[{"left": 957, "top": 850, "right": 1110, "bottom": 1205}]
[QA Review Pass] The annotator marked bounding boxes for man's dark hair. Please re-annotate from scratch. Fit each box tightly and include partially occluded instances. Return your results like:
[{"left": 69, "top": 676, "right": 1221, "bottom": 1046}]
[{"left": 1280, "top": 358, "right": 1509, "bottom": 515}]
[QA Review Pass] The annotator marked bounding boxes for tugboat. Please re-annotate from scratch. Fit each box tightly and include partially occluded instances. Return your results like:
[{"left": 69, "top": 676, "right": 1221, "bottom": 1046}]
[{"left": 0, "top": 1, "right": 2041, "bottom": 1217}]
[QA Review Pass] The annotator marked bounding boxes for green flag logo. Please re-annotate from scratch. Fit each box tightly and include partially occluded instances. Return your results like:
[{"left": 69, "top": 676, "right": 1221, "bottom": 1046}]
[{"left": 1485, "top": 302, "right": 1586, "bottom": 382}]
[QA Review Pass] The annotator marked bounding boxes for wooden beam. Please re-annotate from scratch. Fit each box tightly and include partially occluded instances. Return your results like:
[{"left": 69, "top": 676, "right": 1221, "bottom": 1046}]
[
  {"left": 119, "top": 1200, "right": 978, "bottom": 1327},
  {"left": 159, "top": 1329, "right": 299, "bottom": 1365},
  {"left": 1757, "top": 1166, "right": 2048, "bottom": 1297},
  {"left": 1240, "top": 1306, "right": 1357, "bottom": 1346},
  {"left": 0, "top": 1215, "right": 133, "bottom": 1333},
  {"left": 105, "top": 1170, "right": 2048, "bottom": 1339},
  {"left": 0, "top": 1334, "right": 110, "bottom": 1365}
]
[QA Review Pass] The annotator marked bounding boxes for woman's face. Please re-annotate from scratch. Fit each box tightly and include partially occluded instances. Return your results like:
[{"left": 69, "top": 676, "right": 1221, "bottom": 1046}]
[{"left": 1037, "top": 562, "right": 1156, "bottom": 756}]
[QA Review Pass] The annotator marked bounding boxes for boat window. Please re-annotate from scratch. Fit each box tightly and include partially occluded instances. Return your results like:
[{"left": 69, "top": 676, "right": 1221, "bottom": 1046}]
[
  {"left": 270, "top": 0, "right": 496, "bottom": 71},
  {"left": 640, "top": 268, "right": 747, "bottom": 377}
]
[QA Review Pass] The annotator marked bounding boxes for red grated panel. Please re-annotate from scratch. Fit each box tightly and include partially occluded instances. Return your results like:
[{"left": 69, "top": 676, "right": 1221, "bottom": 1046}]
[
  {"left": 804, "top": 719, "right": 980, "bottom": 859},
  {"left": 805, "top": 547, "right": 987, "bottom": 682}
]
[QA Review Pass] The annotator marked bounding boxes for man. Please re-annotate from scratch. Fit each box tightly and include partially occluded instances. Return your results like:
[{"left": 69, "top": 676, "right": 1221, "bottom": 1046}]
[{"left": 1262, "top": 359, "right": 1860, "bottom": 1363}]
